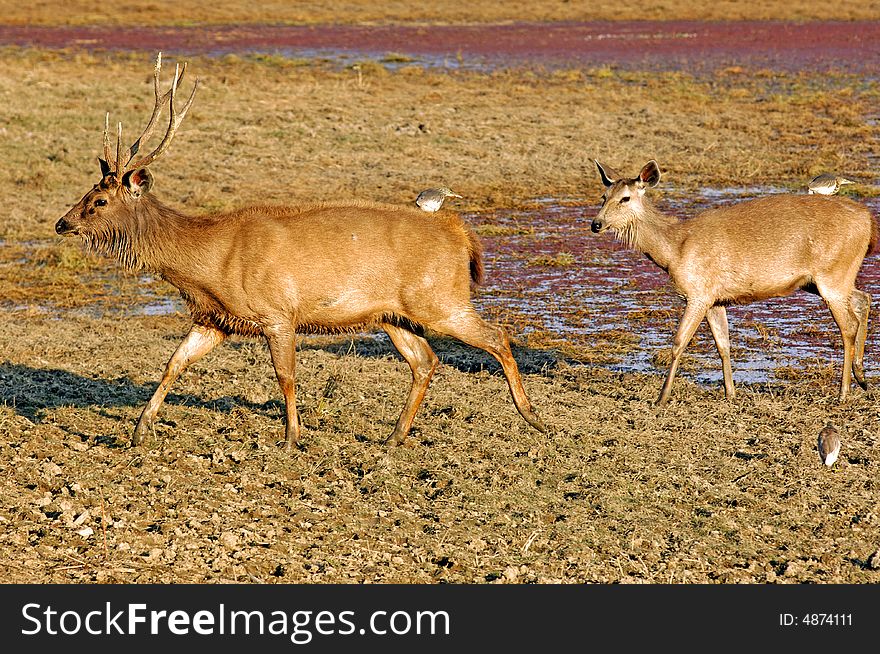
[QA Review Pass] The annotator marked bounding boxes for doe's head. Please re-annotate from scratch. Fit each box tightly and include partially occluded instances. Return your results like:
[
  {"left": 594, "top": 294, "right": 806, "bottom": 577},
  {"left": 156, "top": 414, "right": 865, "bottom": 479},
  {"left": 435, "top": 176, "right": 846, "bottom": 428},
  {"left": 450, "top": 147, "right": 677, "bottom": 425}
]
[{"left": 591, "top": 160, "right": 661, "bottom": 236}]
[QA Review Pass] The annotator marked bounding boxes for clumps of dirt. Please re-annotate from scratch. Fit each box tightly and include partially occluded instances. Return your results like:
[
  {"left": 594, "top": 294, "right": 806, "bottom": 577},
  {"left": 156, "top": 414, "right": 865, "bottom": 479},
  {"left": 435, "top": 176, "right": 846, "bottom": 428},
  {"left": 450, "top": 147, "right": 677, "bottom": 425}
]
[{"left": 1, "top": 310, "right": 879, "bottom": 583}]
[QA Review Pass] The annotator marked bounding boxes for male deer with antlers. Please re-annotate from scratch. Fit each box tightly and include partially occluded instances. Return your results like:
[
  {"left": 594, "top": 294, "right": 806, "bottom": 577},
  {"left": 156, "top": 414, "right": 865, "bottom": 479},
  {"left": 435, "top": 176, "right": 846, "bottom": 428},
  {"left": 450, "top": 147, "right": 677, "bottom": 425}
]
[
  {"left": 591, "top": 159, "right": 876, "bottom": 405},
  {"left": 55, "top": 53, "right": 546, "bottom": 448}
]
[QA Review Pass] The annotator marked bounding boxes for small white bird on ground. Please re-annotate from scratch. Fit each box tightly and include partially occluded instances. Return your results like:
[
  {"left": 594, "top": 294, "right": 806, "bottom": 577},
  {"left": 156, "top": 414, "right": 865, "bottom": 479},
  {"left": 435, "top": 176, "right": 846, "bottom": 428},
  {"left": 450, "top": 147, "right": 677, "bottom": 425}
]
[
  {"left": 415, "top": 187, "right": 462, "bottom": 212},
  {"left": 817, "top": 425, "right": 841, "bottom": 467},
  {"left": 808, "top": 173, "right": 856, "bottom": 196}
]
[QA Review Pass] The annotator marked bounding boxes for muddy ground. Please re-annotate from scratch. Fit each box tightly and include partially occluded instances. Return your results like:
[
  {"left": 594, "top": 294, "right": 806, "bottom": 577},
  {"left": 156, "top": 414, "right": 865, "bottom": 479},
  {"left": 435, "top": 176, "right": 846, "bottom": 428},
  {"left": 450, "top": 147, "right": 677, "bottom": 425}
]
[{"left": 4, "top": 22, "right": 880, "bottom": 72}]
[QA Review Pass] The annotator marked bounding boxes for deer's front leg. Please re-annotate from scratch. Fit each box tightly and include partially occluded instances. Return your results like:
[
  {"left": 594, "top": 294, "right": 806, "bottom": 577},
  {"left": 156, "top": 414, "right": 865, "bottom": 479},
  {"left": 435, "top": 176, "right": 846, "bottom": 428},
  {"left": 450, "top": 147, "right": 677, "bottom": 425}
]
[
  {"left": 134, "top": 324, "right": 226, "bottom": 446},
  {"left": 265, "top": 326, "right": 301, "bottom": 451},
  {"left": 658, "top": 301, "right": 709, "bottom": 405}
]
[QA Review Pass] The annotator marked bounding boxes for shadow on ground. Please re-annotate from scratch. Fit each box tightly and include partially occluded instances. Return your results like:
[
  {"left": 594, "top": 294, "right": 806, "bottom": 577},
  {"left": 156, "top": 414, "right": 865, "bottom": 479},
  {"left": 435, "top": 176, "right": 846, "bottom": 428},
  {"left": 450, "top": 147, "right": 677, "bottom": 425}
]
[{"left": 0, "top": 337, "right": 560, "bottom": 425}]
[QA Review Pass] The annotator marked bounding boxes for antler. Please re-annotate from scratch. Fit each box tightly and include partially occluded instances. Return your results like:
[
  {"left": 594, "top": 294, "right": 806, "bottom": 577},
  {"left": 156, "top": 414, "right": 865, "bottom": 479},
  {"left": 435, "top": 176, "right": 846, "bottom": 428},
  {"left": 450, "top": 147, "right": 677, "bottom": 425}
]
[
  {"left": 102, "top": 113, "right": 114, "bottom": 170},
  {"left": 127, "top": 58, "right": 199, "bottom": 171},
  {"left": 100, "top": 52, "right": 198, "bottom": 179}
]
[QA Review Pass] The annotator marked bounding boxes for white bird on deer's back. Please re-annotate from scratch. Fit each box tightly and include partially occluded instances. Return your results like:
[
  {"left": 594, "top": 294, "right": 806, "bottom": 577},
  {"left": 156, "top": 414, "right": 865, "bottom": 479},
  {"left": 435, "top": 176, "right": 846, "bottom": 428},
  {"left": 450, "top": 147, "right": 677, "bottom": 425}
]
[
  {"left": 808, "top": 173, "right": 855, "bottom": 196},
  {"left": 416, "top": 187, "right": 462, "bottom": 213},
  {"left": 591, "top": 158, "right": 877, "bottom": 406}
]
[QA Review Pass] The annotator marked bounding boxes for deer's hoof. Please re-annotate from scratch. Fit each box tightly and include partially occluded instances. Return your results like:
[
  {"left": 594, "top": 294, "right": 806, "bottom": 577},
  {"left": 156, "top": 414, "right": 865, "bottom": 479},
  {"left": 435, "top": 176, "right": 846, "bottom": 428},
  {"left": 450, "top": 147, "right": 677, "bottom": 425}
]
[
  {"left": 384, "top": 431, "right": 407, "bottom": 447},
  {"left": 132, "top": 422, "right": 150, "bottom": 447},
  {"left": 854, "top": 370, "right": 868, "bottom": 391},
  {"left": 528, "top": 414, "right": 548, "bottom": 434}
]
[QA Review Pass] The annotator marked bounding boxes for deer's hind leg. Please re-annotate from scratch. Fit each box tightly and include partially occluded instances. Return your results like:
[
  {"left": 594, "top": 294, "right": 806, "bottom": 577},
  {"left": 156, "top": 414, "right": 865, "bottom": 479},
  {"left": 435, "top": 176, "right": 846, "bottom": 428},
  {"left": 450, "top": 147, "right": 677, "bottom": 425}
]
[
  {"left": 820, "top": 289, "right": 858, "bottom": 401},
  {"left": 382, "top": 323, "right": 439, "bottom": 446},
  {"left": 851, "top": 289, "right": 870, "bottom": 390},
  {"left": 431, "top": 309, "right": 546, "bottom": 433}
]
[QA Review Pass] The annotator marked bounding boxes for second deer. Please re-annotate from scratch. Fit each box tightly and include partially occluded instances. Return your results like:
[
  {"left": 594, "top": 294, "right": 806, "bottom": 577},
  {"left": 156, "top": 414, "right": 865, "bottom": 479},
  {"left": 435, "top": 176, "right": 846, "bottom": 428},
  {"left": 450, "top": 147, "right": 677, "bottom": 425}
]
[{"left": 591, "top": 159, "right": 877, "bottom": 405}]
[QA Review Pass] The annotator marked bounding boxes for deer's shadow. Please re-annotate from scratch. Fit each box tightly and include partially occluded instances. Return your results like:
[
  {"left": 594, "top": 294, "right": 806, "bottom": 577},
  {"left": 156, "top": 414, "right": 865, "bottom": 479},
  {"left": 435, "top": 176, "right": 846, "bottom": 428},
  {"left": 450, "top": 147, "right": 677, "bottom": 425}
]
[
  {"left": 293, "top": 333, "right": 559, "bottom": 375},
  {"left": 0, "top": 362, "right": 257, "bottom": 427},
  {"left": 0, "top": 335, "right": 560, "bottom": 427}
]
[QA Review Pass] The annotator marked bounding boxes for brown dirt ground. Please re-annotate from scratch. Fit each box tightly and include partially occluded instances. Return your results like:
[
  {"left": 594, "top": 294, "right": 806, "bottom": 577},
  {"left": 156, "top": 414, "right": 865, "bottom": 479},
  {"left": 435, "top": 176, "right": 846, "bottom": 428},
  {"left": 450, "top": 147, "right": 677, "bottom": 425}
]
[{"left": 2, "top": 310, "right": 880, "bottom": 584}]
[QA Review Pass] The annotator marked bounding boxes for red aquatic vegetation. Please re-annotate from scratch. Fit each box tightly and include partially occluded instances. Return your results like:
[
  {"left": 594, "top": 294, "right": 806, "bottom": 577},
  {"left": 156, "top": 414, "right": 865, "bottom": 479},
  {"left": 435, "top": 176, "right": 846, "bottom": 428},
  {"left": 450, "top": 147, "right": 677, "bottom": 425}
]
[{"left": 1, "top": 21, "right": 879, "bottom": 71}]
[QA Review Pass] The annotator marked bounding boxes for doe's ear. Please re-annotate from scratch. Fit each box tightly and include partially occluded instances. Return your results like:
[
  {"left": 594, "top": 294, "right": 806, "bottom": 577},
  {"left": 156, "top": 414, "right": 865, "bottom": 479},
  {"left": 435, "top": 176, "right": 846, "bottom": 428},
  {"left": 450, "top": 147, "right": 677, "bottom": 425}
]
[
  {"left": 638, "top": 160, "right": 661, "bottom": 188},
  {"left": 595, "top": 160, "right": 621, "bottom": 188},
  {"left": 122, "top": 168, "right": 154, "bottom": 198}
]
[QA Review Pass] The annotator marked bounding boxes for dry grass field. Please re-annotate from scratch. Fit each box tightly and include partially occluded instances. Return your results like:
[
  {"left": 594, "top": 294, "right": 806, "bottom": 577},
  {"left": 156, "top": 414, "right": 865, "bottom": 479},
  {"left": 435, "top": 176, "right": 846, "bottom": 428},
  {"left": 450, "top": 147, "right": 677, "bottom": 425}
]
[
  {"left": 1, "top": 6, "right": 880, "bottom": 585},
  {"left": 4, "top": 0, "right": 880, "bottom": 25},
  {"left": 2, "top": 50, "right": 876, "bottom": 243}
]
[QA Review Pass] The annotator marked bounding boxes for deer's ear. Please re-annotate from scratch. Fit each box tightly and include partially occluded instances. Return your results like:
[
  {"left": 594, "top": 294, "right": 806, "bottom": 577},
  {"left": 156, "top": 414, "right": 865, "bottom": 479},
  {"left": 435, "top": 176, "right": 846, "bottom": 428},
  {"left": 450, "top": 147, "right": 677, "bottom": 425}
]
[
  {"left": 98, "top": 157, "right": 112, "bottom": 178},
  {"left": 638, "top": 160, "right": 661, "bottom": 188},
  {"left": 122, "top": 168, "right": 154, "bottom": 198},
  {"left": 595, "top": 160, "right": 620, "bottom": 188}
]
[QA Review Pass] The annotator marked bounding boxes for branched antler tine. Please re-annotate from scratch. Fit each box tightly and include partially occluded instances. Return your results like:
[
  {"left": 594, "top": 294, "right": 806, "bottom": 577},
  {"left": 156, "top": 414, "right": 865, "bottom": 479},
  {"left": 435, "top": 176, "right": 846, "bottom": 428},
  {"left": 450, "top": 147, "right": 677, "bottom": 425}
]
[
  {"left": 124, "top": 52, "right": 169, "bottom": 167},
  {"left": 175, "top": 61, "right": 187, "bottom": 87},
  {"left": 102, "top": 112, "right": 115, "bottom": 169},
  {"left": 129, "top": 62, "right": 199, "bottom": 171}
]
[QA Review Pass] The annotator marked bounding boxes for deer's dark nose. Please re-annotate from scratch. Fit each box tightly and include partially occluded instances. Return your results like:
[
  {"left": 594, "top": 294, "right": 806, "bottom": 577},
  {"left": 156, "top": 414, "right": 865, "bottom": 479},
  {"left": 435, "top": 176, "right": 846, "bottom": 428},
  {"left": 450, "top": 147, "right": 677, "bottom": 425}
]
[
  {"left": 591, "top": 219, "right": 604, "bottom": 233},
  {"left": 55, "top": 218, "right": 71, "bottom": 235}
]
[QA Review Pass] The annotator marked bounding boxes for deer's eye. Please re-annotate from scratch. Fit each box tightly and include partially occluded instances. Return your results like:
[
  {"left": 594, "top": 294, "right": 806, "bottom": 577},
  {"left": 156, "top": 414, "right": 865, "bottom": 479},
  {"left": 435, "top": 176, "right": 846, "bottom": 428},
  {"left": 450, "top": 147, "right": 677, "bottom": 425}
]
[
  {"left": 94, "top": 198, "right": 107, "bottom": 207},
  {"left": 619, "top": 196, "right": 630, "bottom": 203}
]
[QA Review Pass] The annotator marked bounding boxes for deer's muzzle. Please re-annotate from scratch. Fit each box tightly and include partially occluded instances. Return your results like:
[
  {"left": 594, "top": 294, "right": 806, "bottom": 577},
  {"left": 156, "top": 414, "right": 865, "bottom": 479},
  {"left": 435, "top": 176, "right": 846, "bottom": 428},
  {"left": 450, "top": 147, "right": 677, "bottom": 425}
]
[
  {"left": 55, "top": 217, "right": 75, "bottom": 235},
  {"left": 591, "top": 218, "right": 605, "bottom": 234}
]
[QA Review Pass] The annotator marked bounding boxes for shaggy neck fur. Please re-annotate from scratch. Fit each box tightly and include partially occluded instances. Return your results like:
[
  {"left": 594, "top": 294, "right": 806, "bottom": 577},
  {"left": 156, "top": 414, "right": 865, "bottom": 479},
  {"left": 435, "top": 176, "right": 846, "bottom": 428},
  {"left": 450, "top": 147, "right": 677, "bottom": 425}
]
[
  {"left": 614, "top": 197, "right": 681, "bottom": 272},
  {"left": 84, "top": 194, "right": 201, "bottom": 273}
]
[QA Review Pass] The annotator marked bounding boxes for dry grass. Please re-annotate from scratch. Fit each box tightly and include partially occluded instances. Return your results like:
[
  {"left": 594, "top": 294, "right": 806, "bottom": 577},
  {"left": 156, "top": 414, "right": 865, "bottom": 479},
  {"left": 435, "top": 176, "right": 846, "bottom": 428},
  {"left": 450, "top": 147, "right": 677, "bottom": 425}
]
[
  {"left": 3, "top": 1, "right": 880, "bottom": 25},
  {"left": 1, "top": 49, "right": 877, "bottom": 244}
]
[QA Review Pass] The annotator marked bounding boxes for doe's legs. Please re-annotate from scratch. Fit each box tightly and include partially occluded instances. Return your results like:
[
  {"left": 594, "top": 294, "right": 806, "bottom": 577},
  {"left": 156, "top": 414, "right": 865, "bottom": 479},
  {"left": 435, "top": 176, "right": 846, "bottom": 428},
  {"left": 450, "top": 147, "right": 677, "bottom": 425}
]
[
  {"left": 705, "top": 305, "right": 735, "bottom": 400},
  {"left": 658, "top": 301, "right": 709, "bottom": 405},
  {"left": 821, "top": 291, "right": 858, "bottom": 401},
  {"left": 851, "top": 289, "right": 871, "bottom": 390}
]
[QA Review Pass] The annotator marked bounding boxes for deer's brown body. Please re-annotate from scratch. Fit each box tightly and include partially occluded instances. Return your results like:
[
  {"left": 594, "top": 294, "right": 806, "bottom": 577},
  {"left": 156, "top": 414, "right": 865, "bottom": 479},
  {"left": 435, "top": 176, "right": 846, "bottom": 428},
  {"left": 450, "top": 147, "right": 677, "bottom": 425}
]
[
  {"left": 592, "top": 160, "right": 877, "bottom": 405},
  {"left": 55, "top": 54, "right": 546, "bottom": 448},
  {"left": 91, "top": 197, "right": 484, "bottom": 338}
]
